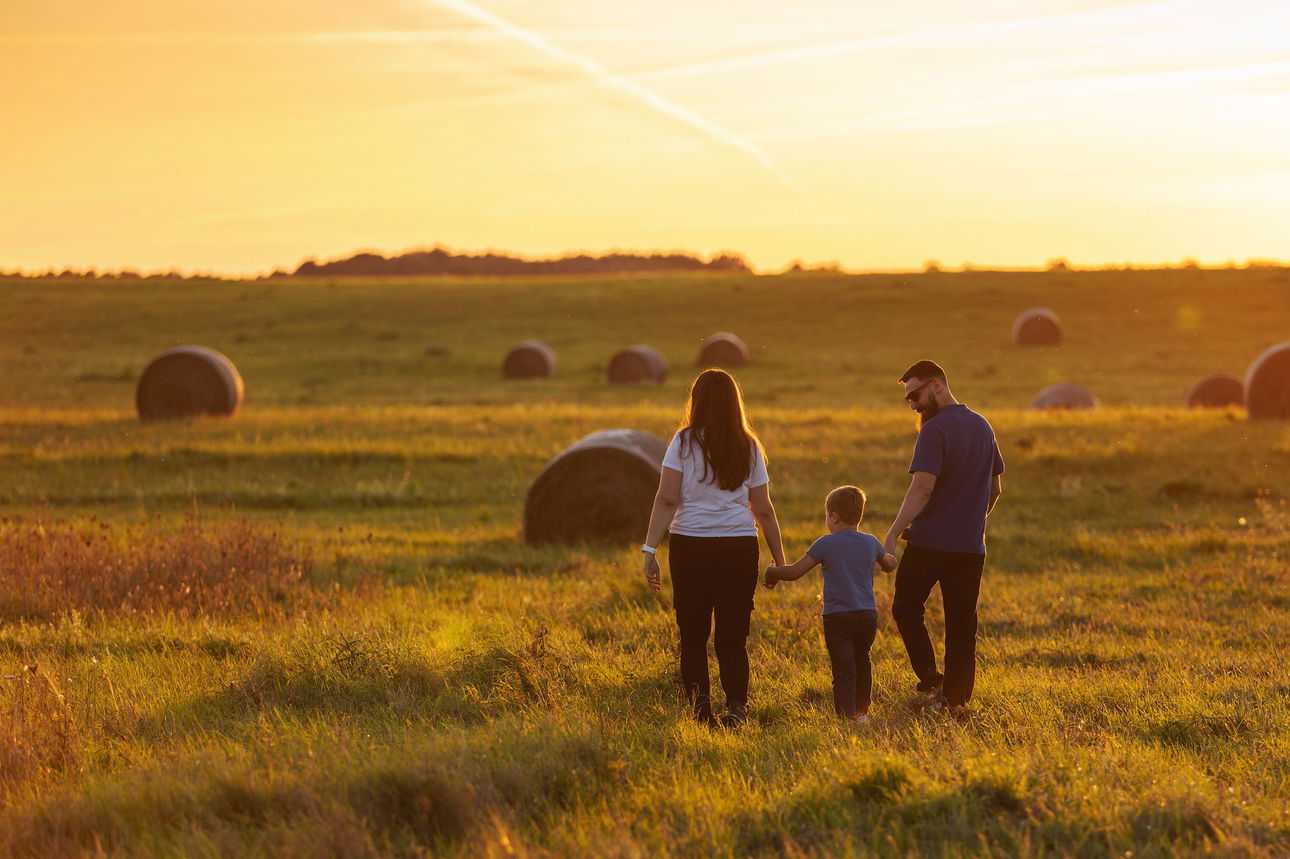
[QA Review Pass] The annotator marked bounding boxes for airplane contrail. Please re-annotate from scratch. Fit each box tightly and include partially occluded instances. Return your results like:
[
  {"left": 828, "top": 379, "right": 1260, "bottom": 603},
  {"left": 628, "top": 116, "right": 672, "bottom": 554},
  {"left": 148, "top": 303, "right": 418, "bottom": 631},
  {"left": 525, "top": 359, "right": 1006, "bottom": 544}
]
[{"left": 423, "top": 0, "right": 798, "bottom": 189}]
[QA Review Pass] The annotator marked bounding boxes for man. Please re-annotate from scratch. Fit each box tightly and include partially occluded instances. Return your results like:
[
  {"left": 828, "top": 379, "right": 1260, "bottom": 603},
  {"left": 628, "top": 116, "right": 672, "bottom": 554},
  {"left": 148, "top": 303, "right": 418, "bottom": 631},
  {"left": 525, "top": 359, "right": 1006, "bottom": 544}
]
[{"left": 883, "top": 360, "right": 1003, "bottom": 715}]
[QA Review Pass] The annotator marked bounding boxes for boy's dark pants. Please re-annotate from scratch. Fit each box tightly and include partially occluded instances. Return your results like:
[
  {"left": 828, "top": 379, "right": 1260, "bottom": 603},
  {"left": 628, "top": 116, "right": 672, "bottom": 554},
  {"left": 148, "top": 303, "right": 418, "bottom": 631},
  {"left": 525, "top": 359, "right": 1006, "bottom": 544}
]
[
  {"left": 669, "top": 534, "right": 760, "bottom": 722},
  {"left": 822, "top": 609, "right": 878, "bottom": 719},
  {"left": 892, "top": 544, "right": 985, "bottom": 707}
]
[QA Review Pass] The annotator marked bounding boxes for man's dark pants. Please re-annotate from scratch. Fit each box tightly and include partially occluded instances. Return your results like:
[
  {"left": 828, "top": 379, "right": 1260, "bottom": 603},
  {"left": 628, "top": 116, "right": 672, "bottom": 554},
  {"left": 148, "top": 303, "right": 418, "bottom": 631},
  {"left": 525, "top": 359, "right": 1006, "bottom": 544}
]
[{"left": 892, "top": 543, "right": 985, "bottom": 707}]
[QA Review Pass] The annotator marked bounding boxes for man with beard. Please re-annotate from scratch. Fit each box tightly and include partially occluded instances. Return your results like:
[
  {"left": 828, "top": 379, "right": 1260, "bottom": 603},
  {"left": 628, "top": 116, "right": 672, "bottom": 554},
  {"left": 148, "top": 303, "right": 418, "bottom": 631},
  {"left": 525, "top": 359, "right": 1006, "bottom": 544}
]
[{"left": 882, "top": 360, "right": 1004, "bottom": 716}]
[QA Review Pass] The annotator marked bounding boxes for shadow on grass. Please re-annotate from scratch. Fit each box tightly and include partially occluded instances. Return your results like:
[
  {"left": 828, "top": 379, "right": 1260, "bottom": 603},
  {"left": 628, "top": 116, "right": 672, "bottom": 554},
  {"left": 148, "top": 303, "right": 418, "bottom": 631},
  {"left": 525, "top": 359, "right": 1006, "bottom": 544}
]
[
  {"left": 0, "top": 721, "right": 618, "bottom": 857},
  {"left": 1144, "top": 711, "right": 1258, "bottom": 751},
  {"left": 1009, "top": 647, "right": 1149, "bottom": 670},
  {"left": 142, "top": 622, "right": 676, "bottom": 739},
  {"left": 433, "top": 540, "right": 602, "bottom": 578},
  {"left": 0, "top": 631, "right": 251, "bottom": 660},
  {"left": 739, "top": 764, "right": 1245, "bottom": 857},
  {"left": 733, "top": 763, "right": 1039, "bottom": 855}
]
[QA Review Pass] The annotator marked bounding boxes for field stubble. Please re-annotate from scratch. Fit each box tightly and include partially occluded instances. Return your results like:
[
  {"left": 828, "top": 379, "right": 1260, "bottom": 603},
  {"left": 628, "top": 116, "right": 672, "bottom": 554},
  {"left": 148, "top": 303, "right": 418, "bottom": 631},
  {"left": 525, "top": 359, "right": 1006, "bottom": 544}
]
[{"left": 0, "top": 271, "right": 1288, "bottom": 855}]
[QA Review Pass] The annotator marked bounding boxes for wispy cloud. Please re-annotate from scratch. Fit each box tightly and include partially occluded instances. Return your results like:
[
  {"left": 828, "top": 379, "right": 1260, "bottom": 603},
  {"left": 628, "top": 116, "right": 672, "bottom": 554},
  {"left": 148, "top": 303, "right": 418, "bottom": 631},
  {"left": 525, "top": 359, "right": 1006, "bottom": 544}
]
[
  {"left": 749, "top": 58, "right": 1290, "bottom": 141},
  {"left": 631, "top": 1, "right": 1187, "bottom": 83},
  {"left": 417, "top": 0, "right": 798, "bottom": 189}
]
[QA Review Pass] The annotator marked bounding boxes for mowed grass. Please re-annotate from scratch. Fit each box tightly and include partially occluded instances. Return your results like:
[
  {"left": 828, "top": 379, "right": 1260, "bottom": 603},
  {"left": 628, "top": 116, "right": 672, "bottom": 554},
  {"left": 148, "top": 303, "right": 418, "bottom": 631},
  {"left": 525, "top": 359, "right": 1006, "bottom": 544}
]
[{"left": 0, "top": 270, "right": 1288, "bottom": 856}]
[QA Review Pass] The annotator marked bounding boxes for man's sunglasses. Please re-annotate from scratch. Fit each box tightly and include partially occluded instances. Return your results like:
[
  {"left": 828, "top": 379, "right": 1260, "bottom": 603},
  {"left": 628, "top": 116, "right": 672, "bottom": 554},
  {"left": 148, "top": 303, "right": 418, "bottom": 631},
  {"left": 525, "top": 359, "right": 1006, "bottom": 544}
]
[{"left": 904, "top": 379, "right": 935, "bottom": 403}]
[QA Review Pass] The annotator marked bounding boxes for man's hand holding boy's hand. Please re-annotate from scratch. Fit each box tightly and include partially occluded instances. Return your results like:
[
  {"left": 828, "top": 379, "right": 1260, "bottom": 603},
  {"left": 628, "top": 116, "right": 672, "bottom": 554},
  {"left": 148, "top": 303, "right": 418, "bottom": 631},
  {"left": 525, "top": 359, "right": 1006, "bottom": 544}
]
[{"left": 762, "top": 565, "right": 779, "bottom": 590}]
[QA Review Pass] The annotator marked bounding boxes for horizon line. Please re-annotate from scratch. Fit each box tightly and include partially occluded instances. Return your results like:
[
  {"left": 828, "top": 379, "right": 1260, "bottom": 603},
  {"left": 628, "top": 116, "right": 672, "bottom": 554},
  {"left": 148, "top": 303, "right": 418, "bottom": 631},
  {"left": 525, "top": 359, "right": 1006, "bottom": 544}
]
[{"left": 3, "top": 251, "right": 1288, "bottom": 281}]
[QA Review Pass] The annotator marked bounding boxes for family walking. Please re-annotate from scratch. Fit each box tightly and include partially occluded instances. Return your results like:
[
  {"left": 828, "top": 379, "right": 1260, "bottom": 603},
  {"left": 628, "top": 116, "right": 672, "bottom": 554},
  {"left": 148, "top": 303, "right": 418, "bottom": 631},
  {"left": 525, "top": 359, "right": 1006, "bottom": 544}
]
[{"left": 641, "top": 361, "right": 1004, "bottom": 726}]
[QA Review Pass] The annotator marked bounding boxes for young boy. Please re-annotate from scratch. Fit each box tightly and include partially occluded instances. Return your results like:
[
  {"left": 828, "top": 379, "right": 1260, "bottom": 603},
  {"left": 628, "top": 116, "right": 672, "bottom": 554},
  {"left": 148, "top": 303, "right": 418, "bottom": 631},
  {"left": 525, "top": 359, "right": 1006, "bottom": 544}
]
[{"left": 764, "top": 485, "right": 898, "bottom": 722}]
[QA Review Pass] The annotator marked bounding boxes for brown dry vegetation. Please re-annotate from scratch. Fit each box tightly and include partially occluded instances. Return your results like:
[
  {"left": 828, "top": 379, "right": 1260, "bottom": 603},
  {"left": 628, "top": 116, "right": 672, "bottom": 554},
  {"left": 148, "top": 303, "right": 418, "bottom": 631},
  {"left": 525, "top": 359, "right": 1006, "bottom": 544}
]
[{"left": 0, "top": 513, "right": 314, "bottom": 621}]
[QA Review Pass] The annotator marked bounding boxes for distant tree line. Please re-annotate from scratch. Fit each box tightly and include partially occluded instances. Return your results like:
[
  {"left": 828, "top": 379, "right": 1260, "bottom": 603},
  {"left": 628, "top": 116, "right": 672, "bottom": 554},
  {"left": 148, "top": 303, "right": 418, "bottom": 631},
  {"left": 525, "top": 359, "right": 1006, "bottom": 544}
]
[
  {"left": 0, "top": 268, "right": 223, "bottom": 281},
  {"left": 278, "top": 247, "right": 751, "bottom": 278},
  {"left": 2, "top": 254, "right": 1286, "bottom": 281}
]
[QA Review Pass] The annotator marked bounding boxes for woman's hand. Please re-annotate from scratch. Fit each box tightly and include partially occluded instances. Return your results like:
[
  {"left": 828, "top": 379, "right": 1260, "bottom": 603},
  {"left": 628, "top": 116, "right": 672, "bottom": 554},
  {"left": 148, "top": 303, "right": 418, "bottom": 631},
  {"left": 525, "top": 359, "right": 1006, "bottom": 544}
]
[{"left": 643, "top": 553, "right": 661, "bottom": 592}]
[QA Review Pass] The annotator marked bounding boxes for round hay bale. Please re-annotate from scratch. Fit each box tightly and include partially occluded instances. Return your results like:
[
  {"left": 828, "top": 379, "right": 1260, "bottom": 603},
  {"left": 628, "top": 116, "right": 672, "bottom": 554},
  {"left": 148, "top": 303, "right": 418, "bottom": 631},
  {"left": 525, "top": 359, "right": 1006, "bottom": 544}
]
[
  {"left": 502, "top": 340, "right": 556, "bottom": 379},
  {"left": 697, "top": 332, "right": 749, "bottom": 368},
  {"left": 1012, "top": 308, "right": 1063, "bottom": 346},
  {"left": 1245, "top": 342, "right": 1290, "bottom": 419},
  {"left": 136, "top": 345, "right": 243, "bottom": 421},
  {"left": 524, "top": 429, "right": 668, "bottom": 545},
  {"left": 1185, "top": 373, "right": 1244, "bottom": 409},
  {"left": 607, "top": 345, "right": 667, "bottom": 385},
  {"left": 1028, "top": 382, "right": 1097, "bottom": 410}
]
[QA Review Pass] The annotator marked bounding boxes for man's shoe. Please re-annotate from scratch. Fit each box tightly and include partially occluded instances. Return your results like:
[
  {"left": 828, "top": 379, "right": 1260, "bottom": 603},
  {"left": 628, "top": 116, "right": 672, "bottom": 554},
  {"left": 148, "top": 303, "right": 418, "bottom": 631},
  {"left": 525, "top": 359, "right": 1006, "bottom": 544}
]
[
  {"left": 925, "top": 699, "right": 971, "bottom": 723},
  {"left": 917, "top": 680, "right": 944, "bottom": 707},
  {"left": 719, "top": 704, "right": 749, "bottom": 729}
]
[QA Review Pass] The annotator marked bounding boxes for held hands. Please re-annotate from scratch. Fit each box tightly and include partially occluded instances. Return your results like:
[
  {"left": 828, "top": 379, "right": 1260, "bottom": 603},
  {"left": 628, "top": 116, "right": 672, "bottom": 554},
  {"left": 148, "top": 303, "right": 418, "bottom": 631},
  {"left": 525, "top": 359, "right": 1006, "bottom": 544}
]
[
  {"left": 762, "top": 564, "right": 780, "bottom": 590},
  {"left": 883, "top": 528, "right": 910, "bottom": 558},
  {"left": 643, "top": 553, "right": 661, "bottom": 592}
]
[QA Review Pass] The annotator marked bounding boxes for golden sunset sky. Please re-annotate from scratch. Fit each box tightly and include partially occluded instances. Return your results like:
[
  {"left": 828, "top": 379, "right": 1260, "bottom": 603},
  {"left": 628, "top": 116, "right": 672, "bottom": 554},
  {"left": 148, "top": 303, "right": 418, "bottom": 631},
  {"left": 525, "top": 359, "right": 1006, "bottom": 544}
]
[{"left": 4, "top": 0, "right": 1288, "bottom": 274}]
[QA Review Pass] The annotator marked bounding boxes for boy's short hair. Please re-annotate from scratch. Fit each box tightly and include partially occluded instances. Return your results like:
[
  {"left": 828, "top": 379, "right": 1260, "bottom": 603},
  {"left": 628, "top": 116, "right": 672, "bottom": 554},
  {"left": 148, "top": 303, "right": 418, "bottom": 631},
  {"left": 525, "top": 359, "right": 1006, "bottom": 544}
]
[
  {"left": 899, "top": 359, "right": 947, "bottom": 385},
  {"left": 826, "top": 485, "right": 866, "bottom": 526}
]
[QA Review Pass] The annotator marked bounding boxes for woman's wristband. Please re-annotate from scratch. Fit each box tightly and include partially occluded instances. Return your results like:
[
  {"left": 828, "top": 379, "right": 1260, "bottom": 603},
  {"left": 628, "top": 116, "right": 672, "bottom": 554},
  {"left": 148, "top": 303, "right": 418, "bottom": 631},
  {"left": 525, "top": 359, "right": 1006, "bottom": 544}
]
[{"left": 641, "top": 544, "right": 657, "bottom": 554}]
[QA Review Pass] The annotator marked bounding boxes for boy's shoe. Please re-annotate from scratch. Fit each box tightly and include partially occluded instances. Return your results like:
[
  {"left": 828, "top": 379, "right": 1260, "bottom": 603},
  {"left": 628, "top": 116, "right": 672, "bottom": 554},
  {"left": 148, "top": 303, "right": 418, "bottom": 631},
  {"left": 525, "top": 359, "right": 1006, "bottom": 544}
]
[
  {"left": 849, "top": 713, "right": 869, "bottom": 725},
  {"left": 718, "top": 704, "right": 749, "bottom": 729}
]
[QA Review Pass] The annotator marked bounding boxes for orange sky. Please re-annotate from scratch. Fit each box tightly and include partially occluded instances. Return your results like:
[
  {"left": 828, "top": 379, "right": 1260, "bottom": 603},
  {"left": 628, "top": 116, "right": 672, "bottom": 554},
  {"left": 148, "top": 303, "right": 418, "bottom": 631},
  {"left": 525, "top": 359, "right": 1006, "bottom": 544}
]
[{"left": 3, "top": 0, "right": 1288, "bottom": 274}]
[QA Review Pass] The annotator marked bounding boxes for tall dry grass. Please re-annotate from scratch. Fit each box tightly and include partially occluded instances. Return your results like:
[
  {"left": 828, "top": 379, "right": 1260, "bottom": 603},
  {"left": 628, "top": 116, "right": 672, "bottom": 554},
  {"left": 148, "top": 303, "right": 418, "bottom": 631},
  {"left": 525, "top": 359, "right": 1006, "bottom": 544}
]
[
  {"left": 0, "top": 665, "right": 80, "bottom": 802},
  {"left": 0, "top": 513, "right": 313, "bottom": 621}
]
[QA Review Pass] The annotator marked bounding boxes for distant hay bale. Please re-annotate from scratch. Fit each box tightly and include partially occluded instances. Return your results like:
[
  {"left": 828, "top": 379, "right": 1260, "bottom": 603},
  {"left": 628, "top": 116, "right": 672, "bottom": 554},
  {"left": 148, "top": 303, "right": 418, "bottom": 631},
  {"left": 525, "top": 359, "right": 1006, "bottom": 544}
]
[
  {"left": 697, "top": 332, "right": 749, "bottom": 368},
  {"left": 502, "top": 340, "right": 556, "bottom": 379},
  {"left": 1245, "top": 342, "right": 1290, "bottom": 419},
  {"left": 524, "top": 429, "right": 668, "bottom": 546},
  {"left": 1185, "top": 373, "right": 1244, "bottom": 409},
  {"left": 1012, "top": 308, "right": 1063, "bottom": 346},
  {"left": 1029, "top": 382, "right": 1097, "bottom": 410},
  {"left": 607, "top": 345, "right": 667, "bottom": 385},
  {"left": 136, "top": 345, "right": 243, "bottom": 421}
]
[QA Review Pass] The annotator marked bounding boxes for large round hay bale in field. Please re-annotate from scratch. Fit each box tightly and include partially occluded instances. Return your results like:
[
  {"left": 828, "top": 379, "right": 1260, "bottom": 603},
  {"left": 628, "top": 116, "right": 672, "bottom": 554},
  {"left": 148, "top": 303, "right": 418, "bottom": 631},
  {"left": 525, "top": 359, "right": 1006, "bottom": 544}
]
[
  {"left": 136, "top": 346, "right": 243, "bottom": 421},
  {"left": 607, "top": 345, "right": 667, "bottom": 385},
  {"left": 1245, "top": 343, "right": 1290, "bottom": 419},
  {"left": 502, "top": 340, "right": 556, "bottom": 379},
  {"left": 1012, "top": 308, "right": 1063, "bottom": 346},
  {"left": 697, "top": 332, "right": 749, "bottom": 368},
  {"left": 524, "top": 429, "right": 667, "bottom": 546},
  {"left": 1185, "top": 373, "right": 1244, "bottom": 409},
  {"left": 1029, "top": 382, "right": 1097, "bottom": 410}
]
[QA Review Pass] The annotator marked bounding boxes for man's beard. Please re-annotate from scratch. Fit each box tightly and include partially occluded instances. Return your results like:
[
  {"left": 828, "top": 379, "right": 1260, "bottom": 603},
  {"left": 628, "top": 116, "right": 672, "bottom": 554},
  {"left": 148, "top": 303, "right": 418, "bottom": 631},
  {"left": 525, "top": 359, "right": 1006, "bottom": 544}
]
[{"left": 916, "top": 399, "right": 941, "bottom": 430}]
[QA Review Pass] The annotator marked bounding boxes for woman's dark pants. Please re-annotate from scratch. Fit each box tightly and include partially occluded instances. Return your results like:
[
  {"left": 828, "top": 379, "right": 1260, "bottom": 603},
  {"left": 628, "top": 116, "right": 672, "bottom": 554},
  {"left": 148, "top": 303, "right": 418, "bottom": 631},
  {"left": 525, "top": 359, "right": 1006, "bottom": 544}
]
[
  {"left": 892, "top": 543, "right": 985, "bottom": 708},
  {"left": 822, "top": 609, "right": 878, "bottom": 719},
  {"left": 669, "top": 534, "right": 759, "bottom": 722}
]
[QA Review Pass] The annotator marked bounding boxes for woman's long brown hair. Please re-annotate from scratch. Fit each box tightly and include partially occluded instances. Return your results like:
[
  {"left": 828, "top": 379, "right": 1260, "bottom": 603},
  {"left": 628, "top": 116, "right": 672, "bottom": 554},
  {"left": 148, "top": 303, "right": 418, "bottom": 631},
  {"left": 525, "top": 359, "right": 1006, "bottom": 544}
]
[{"left": 678, "top": 369, "right": 765, "bottom": 491}]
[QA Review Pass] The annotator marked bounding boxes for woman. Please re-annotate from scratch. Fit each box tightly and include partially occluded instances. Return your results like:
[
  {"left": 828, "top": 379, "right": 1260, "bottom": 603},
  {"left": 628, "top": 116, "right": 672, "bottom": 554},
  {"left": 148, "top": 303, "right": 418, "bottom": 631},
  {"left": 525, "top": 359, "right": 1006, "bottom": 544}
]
[{"left": 642, "top": 369, "right": 785, "bottom": 727}]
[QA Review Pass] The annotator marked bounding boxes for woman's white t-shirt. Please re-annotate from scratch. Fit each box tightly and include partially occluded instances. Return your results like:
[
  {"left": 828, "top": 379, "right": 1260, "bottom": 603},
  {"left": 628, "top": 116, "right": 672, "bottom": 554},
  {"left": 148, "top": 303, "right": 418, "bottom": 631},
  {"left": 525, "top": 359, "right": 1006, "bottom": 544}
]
[{"left": 663, "top": 430, "right": 769, "bottom": 537}]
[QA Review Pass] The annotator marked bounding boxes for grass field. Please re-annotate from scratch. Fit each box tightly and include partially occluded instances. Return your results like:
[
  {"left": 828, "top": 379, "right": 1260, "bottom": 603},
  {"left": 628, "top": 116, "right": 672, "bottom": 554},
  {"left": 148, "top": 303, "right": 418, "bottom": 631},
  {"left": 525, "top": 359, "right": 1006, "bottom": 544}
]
[{"left": 1, "top": 269, "right": 1288, "bottom": 856}]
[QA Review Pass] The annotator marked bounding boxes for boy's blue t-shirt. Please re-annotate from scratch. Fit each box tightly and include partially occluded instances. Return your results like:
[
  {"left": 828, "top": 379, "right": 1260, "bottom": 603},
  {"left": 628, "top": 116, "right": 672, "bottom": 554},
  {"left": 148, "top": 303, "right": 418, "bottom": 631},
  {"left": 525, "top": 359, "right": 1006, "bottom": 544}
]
[{"left": 806, "top": 530, "right": 885, "bottom": 614}]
